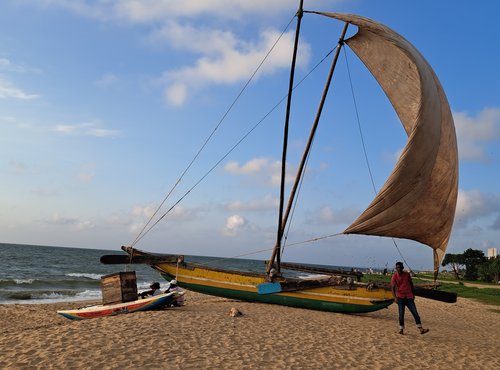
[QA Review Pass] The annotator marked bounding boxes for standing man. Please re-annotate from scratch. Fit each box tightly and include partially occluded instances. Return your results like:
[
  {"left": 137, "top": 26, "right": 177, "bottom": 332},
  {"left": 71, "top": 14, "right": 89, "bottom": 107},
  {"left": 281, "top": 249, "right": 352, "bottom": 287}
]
[{"left": 391, "top": 261, "right": 429, "bottom": 335}]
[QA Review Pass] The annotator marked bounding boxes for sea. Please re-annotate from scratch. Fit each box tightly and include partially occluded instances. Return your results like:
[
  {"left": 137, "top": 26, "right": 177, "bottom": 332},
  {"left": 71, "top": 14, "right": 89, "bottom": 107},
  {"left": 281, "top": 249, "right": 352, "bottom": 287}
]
[
  {"left": 0, "top": 242, "right": 270, "bottom": 305},
  {"left": 0, "top": 242, "right": 370, "bottom": 305},
  {"left": 0, "top": 243, "right": 155, "bottom": 304}
]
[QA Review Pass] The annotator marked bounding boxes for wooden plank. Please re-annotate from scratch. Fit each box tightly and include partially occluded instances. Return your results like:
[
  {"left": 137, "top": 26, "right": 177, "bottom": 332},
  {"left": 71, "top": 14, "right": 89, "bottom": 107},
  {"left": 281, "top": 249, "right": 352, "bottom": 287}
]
[
  {"left": 101, "top": 271, "right": 138, "bottom": 305},
  {"left": 119, "top": 271, "right": 138, "bottom": 303},
  {"left": 278, "top": 262, "right": 363, "bottom": 280},
  {"left": 258, "top": 278, "right": 352, "bottom": 294}
]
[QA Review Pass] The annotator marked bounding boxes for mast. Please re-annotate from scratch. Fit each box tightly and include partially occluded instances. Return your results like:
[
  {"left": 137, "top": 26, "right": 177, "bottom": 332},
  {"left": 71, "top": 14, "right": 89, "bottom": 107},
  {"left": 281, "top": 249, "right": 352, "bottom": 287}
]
[
  {"left": 267, "top": 16, "right": 350, "bottom": 275},
  {"left": 269, "top": 0, "right": 304, "bottom": 275}
]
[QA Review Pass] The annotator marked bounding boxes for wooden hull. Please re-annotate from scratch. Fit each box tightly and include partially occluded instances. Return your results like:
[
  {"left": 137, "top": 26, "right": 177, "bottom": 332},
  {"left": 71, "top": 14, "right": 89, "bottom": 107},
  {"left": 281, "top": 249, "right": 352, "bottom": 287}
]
[
  {"left": 152, "top": 261, "right": 393, "bottom": 314},
  {"left": 57, "top": 292, "right": 178, "bottom": 320}
]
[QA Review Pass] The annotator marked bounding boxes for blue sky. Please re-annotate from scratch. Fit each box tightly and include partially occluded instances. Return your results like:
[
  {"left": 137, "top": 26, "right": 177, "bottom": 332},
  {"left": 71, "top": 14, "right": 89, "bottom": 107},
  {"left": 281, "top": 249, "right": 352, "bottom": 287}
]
[{"left": 1, "top": 0, "right": 499, "bottom": 270}]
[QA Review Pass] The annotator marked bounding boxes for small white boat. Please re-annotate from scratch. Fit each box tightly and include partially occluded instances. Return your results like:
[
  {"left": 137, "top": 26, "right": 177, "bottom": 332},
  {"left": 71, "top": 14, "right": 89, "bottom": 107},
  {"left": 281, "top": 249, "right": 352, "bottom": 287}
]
[{"left": 57, "top": 292, "right": 183, "bottom": 320}]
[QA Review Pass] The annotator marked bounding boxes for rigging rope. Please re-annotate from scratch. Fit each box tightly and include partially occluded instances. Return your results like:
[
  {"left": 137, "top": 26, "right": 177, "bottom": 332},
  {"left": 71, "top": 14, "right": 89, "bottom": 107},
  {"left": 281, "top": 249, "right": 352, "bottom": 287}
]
[
  {"left": 342, "top": 48, "right": 377, "bottom": 194},
  {"left": 280, "top": 132, "right": 316, "bottom": 260},
  {"left": 342, "top": 47, "right": 412, "bottom": 271},
  {"left": 187, "top": 232, "right": 345, "bottom": 270},
  {"left": 130, "top": 13, "right": 297, "bottom": 247},
  {"left": 132, "top": 45, "right": 339, "bottom": 246},
  {"left": 176, "top": 42, "right": 418, "bottom": 269}
]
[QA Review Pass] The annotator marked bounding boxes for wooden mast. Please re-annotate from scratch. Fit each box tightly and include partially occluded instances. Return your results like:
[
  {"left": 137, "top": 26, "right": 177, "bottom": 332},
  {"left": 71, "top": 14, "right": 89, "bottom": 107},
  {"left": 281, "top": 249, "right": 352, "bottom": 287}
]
[
  {"left": 268, "top": 0, "right": 304, "bottom": 276},
  {"left": 267, "top": 19, "right": 350, "bottom": 276}
]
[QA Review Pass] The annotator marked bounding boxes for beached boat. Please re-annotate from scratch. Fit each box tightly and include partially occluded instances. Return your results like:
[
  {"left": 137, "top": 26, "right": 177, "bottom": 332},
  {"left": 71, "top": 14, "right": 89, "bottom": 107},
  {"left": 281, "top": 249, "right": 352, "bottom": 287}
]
[
  {"left": 102, "top": 2, "right": 458, "bottom": 313},
  {"left": 57, "top": 292, "right": 181, "bottom": 320}
]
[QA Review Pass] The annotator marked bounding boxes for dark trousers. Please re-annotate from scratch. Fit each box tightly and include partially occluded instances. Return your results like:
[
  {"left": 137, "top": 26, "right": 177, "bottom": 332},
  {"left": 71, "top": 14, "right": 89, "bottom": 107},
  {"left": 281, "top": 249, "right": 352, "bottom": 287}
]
[{"left": 397, "top": 298, "right": 421, "bottom": 328}]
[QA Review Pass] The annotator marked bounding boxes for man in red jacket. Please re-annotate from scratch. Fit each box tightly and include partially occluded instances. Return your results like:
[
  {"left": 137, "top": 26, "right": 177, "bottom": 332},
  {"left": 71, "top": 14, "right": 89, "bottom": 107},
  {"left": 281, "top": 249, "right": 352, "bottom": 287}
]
[{"left": 391, "top": 261, "right": 429, "bottom": 335}]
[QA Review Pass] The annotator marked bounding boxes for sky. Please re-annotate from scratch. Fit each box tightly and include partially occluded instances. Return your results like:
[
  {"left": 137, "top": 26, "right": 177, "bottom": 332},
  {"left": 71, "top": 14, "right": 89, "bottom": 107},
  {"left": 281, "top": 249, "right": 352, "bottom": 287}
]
[{"left": 1, "top": 0, "right": 499, "bottom": 271}]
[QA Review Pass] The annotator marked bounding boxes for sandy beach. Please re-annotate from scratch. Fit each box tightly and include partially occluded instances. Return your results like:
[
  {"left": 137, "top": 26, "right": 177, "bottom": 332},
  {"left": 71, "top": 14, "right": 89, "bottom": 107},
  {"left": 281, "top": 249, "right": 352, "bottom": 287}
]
[{"left": 1, "top": 292, "right": 498, "bottom": 370}]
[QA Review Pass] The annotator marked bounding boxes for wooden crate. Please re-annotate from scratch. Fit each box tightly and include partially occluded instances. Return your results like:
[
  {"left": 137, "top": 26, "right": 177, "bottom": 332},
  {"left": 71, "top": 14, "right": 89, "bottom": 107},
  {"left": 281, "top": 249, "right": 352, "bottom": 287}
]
[{"left": 101, "top": 271, "right": 138, "bottom": 305}]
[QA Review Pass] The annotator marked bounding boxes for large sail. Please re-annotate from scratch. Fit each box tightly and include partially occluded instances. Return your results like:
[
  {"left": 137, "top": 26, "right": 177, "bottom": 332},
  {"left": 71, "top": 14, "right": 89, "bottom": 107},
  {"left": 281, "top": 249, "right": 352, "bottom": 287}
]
[{"left": 318, "top": 13, "right": 458, "bottom": 270}]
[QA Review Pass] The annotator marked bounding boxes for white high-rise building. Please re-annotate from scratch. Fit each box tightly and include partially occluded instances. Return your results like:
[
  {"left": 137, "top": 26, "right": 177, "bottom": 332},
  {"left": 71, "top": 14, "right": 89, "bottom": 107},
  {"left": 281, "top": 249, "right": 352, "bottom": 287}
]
[{"left": 487, "top": 248, "right": 498, "bottom": 259}]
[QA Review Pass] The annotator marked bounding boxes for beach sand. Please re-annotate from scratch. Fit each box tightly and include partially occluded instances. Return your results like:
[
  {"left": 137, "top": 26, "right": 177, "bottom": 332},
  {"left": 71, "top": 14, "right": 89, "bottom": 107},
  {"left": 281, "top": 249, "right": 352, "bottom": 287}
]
[{"left": 1, "top": 292, "right": 498, "bottom": 369}]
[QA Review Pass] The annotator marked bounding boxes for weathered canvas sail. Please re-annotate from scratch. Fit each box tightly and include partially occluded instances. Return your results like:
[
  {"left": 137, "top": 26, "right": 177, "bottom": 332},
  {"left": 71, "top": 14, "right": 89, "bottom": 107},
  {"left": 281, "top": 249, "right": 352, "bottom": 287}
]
[{"left": 318, "top": 13, "right": 458, "bottom": 270}]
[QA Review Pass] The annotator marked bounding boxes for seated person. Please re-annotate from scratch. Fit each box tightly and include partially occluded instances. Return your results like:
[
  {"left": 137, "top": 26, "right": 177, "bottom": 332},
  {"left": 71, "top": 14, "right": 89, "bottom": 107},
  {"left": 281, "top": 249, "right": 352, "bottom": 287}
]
[
  {"left": 165, "top": 279, "right": 185, "bottom": 306},
  {"left": 139, "top": 282, "right": 162, "bottom": 299}
]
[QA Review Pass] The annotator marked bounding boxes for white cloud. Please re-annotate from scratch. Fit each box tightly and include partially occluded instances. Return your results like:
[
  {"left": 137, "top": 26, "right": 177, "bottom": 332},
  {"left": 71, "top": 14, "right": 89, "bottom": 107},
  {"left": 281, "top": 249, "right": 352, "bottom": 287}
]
[
  {"left": 33, "top": 0, "right": 326, "bottom": 23},
  {"left": 0, "top": 57, "right": 41, "bottom": 99},
  {"left": 0, "top": 58, "right": 10, "bottom": 68},
  {"left": 225, "top": 157, "right": 270, "bottom": 174},
  {"left": 158, "top": 23, "right": 308, "bottom": 106},
  {"left": 164, "top": 82, "right": 187, "bottom": 107},
  {"left": 106, "top": 213, "right": 147, "bottom": 235},
  {"left": 0, "top": 116, "right": 33, "bottom": 130},
  {"left": 454, "top": 189, "right": 500, "bottom": 229},
  {"left": 454, "top": 108, "right": 500, "bottom": 162},
  {"left": 48, "top": 213, "right": 78, "bottom": 225},
  {"left": 95, "top": 73, "right": 119, "bottom": 88},
  {"left": 128, "top": 222, "right": 145, "bottom": 235},
  {"left": 30, "top": 0, "right": 110, "bottom": 19},
  {"left": 78, "top": 172, "right": 95, "bottom": 183},
  {"left": 8, "top": 160, "right": 27, "bottom": 174},
  {"left": 132, "top": 204, "right": 159, "bottom": 219},
  {"left": 77, "top": 220, "right": 95, "bottom": 230},
  {"left": 0, "top": 57, "right": 42, "bottom": 74},
  {"left": 227, "top": 194, "right": 278, "bottom": 212},
  {"left": 224, "top": 157, "right": 295, "bottom": 186},
  {"left": 27, "top": 1, "right": 313, "bottom": 106},
  {"left": 28, "top": 0, "right": 339, "bottom": 25},
  {"left": 0, "top": 116, "right": 18, "bottom": 126},
  {"left": 222, "top": 214, "right": 247, "bottom": 236},
  {"left": 115, "top": 0, "right": 294, "bottom": 23},
  {"left": 0, "top": 78, "right": 39, "bottom": 100},
  {"left": 132, "top": 203, "right": 195, "bottom": 223},
  {"left": 310, "top": 206, "right": 360, "bottom": 226},
  {"left": 53, "top": 121, "right": 120, "bottom": 138},
  {"left": 166, "top": 205, "right": 196, "bottom": 221},
  {"left": 32, "top": 187, "right": 58, "bottom": 197},
  {"left": 44, "top": 213, "right": 94, "bottom": 230}
]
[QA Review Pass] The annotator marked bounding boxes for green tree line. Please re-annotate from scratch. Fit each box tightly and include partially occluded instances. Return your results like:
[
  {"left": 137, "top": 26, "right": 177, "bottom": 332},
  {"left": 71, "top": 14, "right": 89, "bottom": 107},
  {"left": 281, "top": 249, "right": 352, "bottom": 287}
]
[{"left": 442, "top": 248, "right": 500, "bottom": 282}]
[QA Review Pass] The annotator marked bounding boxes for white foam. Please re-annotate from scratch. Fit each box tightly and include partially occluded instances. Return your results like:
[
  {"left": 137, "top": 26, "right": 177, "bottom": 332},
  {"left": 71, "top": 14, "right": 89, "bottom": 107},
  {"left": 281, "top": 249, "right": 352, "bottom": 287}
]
[
  {"left": 14, "top": 279, "right": 35, "bottom": 284},
  {"left": 66, "top": 273, "right": 102, "bottom": 280},
  {"left": 2, "top": 290, "right": 103, "bottom": 305}
]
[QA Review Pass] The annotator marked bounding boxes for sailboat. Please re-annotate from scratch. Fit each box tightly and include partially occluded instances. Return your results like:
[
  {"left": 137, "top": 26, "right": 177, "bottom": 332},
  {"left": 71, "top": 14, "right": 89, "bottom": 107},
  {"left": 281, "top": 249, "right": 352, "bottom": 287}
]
[{"left": 102, "top": 4, "right": 458, "bottom": 313}]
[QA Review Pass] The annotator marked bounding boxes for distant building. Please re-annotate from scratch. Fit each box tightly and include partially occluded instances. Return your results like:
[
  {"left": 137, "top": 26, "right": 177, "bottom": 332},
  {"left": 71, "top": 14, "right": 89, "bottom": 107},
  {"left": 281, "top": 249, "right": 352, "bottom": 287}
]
[{"left": 487, "top": 248, "right": 498, "bottom": 259}]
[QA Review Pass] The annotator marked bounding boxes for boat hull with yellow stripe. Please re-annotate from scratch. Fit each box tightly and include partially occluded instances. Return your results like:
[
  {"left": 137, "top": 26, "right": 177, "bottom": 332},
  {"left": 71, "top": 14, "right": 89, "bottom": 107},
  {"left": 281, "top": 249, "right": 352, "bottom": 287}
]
[{"left": 152, "top": 261, "right": 393, "bottom": 314}]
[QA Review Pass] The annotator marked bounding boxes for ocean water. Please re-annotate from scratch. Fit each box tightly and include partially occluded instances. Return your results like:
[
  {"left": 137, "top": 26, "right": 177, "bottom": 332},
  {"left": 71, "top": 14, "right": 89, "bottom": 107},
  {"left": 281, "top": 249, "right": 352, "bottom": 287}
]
[
  {"left": 0, "top": 242, "right": 278, "bottom": 304},
  {"left": 0, "top": 243, "right": 166, "bottom": 304},
  {"left": 0, "top": 242, "right": 367, "bottom": 304}
]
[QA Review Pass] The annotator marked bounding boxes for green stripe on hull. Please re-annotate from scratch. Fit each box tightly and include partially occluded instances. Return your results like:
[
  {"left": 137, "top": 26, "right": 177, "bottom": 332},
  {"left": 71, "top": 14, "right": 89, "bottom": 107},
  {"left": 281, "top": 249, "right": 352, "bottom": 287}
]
[{"left": 161, "top": 275, "right": 392, "bottom": 314}]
